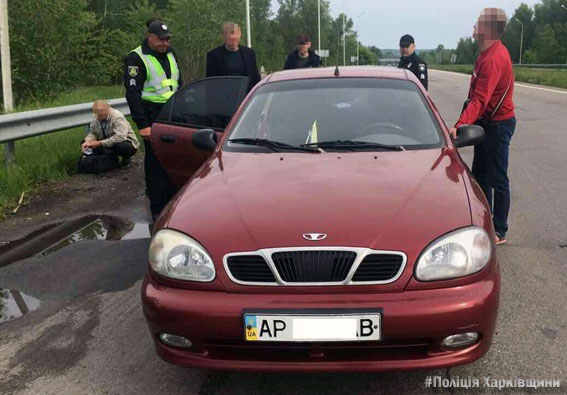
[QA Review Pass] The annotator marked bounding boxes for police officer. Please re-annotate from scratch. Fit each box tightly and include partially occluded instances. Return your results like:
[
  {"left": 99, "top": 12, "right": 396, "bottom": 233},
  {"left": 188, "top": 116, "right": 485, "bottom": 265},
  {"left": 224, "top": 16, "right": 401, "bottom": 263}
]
[
  {"left": 124, "top": 20, "right": 182, "bottom": 220},
  {"left": 398, "top": 34, "right": 428, "bottom": 90}
]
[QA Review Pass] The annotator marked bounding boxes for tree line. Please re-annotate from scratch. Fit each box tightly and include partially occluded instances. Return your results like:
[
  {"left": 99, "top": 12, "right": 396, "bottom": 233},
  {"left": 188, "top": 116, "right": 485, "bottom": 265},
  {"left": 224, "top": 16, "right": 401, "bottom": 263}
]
[
  {"left": 1, "top": 0, "right": 380, "bottom": 106},
  {"left": 439, "top": 0, "right": 567, "bottom": 65}
]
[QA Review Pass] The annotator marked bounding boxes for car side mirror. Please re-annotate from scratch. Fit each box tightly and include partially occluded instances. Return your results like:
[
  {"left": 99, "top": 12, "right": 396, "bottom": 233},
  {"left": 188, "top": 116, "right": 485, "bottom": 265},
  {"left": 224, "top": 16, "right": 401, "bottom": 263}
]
[
  {"left": 454, "top": 125, "right": 485, "bottom": 148},
  {"left": 193, "top": 129, "right": 218, "bottom": 152}
]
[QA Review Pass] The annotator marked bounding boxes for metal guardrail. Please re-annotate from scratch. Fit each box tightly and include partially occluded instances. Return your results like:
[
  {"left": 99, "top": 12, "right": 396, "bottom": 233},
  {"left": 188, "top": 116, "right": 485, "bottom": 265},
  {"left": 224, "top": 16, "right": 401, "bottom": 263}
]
[{"left": 0, "top": 98, "right": 129, "bottom": 166}]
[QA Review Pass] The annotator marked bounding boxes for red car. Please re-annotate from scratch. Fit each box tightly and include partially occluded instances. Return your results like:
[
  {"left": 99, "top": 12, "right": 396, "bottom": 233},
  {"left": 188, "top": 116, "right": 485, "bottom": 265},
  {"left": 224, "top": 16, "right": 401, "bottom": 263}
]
[{"left": 142, "top": 67, "right": 499, "bottom": 372}]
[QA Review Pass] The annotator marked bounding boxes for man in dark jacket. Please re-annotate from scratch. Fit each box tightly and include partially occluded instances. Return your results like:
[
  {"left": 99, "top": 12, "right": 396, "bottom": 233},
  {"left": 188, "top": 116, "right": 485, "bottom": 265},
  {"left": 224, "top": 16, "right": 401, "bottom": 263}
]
[
  {"left": 284, "top": 33, "right": 321, "bottom": 70},
  {"left": 206, "top": 22, "right": 261, "bottom": 92},
  {"left": 397, "top": 34, "right": 428, "bottom": 90}
]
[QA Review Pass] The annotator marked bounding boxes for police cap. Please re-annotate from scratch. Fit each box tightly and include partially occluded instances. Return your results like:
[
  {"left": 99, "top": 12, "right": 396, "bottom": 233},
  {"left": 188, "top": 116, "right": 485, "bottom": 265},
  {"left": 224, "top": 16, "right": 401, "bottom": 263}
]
[{"left": 148, "top": 20, "right": 172, "bottom": 39}]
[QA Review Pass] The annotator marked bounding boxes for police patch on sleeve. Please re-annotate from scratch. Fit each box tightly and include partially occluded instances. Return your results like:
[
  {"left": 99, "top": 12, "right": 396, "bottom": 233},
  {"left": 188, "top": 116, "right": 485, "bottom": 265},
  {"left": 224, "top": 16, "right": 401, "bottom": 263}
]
[
  {"left": 129, "top": 78, "right": 136, "bottom": 86},
  {"left": 419, "top": 64, "right": 426, "bottom": 71},
  {"left": 128, "top": 66, "right": 139, "bottom": 77}
]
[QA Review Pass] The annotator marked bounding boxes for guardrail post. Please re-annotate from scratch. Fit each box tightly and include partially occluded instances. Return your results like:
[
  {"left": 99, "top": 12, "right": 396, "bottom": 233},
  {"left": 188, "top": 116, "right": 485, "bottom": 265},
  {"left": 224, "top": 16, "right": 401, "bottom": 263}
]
[{"left": 3, "top": 141, "right": 14, "bottom": 167}]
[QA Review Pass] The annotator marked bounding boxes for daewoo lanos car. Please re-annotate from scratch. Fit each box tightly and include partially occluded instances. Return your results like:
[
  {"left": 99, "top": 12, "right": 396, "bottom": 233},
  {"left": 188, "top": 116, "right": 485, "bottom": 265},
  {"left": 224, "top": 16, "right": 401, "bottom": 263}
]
[{"left": 142, "top": 67, "right": 499, "bottom": 372}]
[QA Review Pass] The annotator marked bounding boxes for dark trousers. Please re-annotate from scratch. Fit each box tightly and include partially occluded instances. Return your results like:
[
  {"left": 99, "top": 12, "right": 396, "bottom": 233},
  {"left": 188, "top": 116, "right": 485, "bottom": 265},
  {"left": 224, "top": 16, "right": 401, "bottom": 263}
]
[
  {"left": 472, "top": 117, "right": 516, "bottom": 237},
  {"left": 93, "top": 141, "right": 136, "bottom": 158},
  {"left": 107, "top": 141, "right": 136, "bottom": 159},
  {"left": 83, "top": 140, "right": 136, "bottom": 159},
  {"left": 143, "top": 139, "right": 175, "bottom": 218}
]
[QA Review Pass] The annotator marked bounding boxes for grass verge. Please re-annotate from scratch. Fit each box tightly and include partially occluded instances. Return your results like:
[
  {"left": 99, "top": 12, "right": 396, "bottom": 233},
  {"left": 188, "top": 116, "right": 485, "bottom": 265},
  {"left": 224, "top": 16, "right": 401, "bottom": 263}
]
[
  {"left": 432, "top": 65, "right": 567, "bottom": 89},
  {"left": 0, "top": 85, "right": 137, "bottom": 216}
]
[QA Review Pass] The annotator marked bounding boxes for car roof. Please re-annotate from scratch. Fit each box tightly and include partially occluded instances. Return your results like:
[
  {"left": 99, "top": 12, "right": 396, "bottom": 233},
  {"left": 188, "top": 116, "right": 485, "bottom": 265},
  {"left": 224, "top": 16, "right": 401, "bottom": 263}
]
[{"left": 263, "top": 66, "right": 410, "bottom": 84}]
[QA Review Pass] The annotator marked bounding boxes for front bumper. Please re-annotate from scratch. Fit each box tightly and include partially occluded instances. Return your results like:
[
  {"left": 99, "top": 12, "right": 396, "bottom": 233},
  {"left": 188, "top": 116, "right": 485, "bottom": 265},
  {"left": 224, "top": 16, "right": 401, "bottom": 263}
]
[{"left": 141, "top": 271, "right": 499, "bottom": 372}]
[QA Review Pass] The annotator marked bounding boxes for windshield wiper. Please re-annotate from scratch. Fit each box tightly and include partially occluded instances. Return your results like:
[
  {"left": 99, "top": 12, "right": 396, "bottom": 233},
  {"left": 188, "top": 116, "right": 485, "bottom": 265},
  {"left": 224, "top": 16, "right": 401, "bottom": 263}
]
[
  {"left": 228, "top": 138, "right": 321, "bottom": 153},
  {"left": 302, "top": 140, "right": 404, "bottom": 151}
]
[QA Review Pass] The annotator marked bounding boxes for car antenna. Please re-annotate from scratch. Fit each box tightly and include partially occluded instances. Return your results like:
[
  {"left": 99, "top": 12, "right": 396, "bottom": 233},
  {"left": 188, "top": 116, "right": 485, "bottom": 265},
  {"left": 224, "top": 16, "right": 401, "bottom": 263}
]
[{"left": 334, "top": 65, "right": 340, "bottom": 77}]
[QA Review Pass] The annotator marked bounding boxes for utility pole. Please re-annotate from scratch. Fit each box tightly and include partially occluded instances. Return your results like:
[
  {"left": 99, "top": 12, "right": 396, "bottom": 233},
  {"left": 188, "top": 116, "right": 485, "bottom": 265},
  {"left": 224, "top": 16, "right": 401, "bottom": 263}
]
[
  {"left": 318, "top": 0, "right": 321, "bottom": 54},
  {"left": 1, "top": 0, "right": 15, "bottom": 164},
  {"left": 514, "top": 18, "right": 524, "bottom": 65},
  {"left": 1, "top": 0, "right": 13, "bottom": 112},
  {"left": 342, "top": 5, "right": 346, "bottom": 66},
  {"left": 562, "top": 5, "right": 567, "bottom": 64},
  {"left": 245, "top": 0, "right": 252, "bottom": 48},
  {"left": 356, "top": 36, "right": 359, "bottom": 65}
]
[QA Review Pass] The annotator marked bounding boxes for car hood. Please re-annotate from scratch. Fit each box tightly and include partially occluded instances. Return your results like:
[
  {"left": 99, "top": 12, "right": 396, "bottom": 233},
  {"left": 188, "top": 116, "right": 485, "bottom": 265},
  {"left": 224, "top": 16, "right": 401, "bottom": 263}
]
[{"left": 166, "top": 149, "right": 472, "bottom": 258}]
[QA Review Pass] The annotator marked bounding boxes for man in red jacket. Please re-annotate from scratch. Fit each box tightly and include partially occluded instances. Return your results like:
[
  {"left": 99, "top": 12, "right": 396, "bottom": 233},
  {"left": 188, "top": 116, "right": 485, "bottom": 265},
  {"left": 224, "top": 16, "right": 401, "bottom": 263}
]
[{"left": 450, "top": 8, "right": 516, "bottom": 245}]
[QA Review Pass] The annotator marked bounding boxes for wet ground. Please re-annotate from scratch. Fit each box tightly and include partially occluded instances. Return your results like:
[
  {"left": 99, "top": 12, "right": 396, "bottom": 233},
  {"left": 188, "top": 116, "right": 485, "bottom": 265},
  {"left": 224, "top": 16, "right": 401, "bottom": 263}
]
[{"left": 0, "top": 215, "right": 151, "bottom": 267}]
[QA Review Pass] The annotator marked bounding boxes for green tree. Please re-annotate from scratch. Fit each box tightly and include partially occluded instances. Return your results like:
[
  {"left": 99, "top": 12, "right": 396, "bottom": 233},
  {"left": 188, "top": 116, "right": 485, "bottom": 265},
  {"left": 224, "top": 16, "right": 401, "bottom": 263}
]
[
  {"left": 503, "top": 3, "right": 535, "bottom": 63},
  {"left": 533, "top": 24, "right": 564, "bottom": 63},
  {"left": 455, "top": 37, "right": 478, "bottom": 64},
  {"left": 7, "top": 0, "right": 98, "bottom": 103},
  {"left": 165, "top": 0, "right": 245, "bottom": 81}
]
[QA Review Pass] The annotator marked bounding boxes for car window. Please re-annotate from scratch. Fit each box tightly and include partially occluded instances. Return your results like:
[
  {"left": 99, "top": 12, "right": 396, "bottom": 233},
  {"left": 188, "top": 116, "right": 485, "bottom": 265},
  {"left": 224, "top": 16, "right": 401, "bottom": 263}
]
[
  {"left": 225, "top": 78, "right": 443, "bottom": 150},
  {"left": 155, "top": 77, "right": 248, "bottom": 130}
]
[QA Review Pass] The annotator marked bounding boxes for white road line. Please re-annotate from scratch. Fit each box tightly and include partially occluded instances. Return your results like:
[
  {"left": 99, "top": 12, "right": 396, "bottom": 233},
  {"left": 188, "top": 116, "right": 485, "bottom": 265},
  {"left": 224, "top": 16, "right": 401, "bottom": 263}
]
[{"left": 431, "top": 69, "right": 567, "bottom": 95}]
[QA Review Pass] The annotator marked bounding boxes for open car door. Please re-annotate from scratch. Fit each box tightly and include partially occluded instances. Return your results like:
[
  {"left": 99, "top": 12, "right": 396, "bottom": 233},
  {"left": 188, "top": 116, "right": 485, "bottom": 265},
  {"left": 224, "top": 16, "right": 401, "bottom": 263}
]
[{"left": 150, "top": 76, "right": 249, "bottom": 190}]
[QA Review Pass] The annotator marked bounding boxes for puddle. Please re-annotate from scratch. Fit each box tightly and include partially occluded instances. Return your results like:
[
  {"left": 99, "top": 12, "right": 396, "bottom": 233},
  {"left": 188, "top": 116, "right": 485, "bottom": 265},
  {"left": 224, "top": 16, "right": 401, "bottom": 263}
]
[
  {"left": 0, "top": 216, "right": 151, "bottom": 266},
  {"left": 0, "top": 289, "right": 41, "bottom": 324}
]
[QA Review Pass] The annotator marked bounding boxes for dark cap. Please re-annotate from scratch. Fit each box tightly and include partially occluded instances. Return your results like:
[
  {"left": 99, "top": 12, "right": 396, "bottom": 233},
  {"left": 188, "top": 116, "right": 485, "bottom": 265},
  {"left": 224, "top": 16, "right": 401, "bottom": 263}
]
[
  {"left": 399, "top": 34, "right": 415, "bottom": 46},
  {"left": 296, "top": 33, "right": 311, "bottom": 44},
  {"left": 148, "top": 20, "right": 171, "bottom": 39}
]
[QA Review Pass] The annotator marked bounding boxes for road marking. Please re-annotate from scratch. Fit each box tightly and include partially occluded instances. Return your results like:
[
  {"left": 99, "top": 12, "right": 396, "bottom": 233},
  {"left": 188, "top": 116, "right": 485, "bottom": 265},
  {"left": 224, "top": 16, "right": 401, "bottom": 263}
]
[{"left": 431, "top": 69, "right": 567, "bottom": 95}]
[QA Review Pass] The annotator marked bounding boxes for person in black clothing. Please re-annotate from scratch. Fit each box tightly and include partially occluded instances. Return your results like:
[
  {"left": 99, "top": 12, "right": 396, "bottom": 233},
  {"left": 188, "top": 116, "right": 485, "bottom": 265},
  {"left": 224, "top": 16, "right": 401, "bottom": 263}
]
[
  {"left": 284, "top": 33, "right": 321, "bottom": 70},
  {"left": 206, "top": 22, "right": 261, "bottom": 92},
  {"left": 124, "top": 20, "right": 183, "bottom": 220},
  {"left": 397, "top": 34, "right": 428, "bottom": 90}
]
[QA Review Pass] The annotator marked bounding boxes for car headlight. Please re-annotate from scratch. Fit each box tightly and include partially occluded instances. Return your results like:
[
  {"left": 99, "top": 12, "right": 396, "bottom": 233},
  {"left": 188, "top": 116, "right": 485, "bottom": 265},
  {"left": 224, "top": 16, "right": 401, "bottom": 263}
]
[
  {"left": 415, "top": 227, "right": 492, "bottom": 281},
  {"left": 149, "top": 229, "right": 215, "bottom": 282}
]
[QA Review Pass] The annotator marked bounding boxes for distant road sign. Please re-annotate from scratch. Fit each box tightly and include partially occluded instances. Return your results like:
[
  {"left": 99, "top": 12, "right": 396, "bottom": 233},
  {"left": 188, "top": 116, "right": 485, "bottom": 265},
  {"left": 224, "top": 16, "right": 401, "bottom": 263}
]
[{"left": 316, "top": 49, "right": 329, "bottom": 58}]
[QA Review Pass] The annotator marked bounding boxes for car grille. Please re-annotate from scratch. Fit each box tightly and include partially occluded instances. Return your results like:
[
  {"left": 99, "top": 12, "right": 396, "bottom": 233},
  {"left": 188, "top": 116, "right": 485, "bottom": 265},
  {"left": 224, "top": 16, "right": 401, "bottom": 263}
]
[
  {"left": 224, "top": 249, "right": 406, "bottom": 286},
  {"left": 226, "top": 255, "right": 277, "bottom": 283},
  {"left": 272, "top": 251, "right": 357, "bottom": 283},
  {"left": 351, "top": 254, "right": 404, "bottom": 282}
]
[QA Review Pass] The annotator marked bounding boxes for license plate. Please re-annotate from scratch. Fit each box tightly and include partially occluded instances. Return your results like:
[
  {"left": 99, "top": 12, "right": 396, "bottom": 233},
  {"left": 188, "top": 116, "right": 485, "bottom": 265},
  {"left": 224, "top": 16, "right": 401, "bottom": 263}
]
[{"left": 243, "top": 313, "right": 381, "bottom": 342}]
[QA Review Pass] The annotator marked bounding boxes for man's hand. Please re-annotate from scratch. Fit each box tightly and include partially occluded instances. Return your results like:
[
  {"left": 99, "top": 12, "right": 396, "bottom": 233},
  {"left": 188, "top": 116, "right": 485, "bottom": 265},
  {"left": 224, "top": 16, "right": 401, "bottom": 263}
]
[
  {"left": 449, "top": 127, "right": 458, "bottom": 139},
  {"left": 82, "top": 140, "right": 102, "bottom": 150},
  {"left": 139, "top": 127, "right": 151, "bottom": 139}
]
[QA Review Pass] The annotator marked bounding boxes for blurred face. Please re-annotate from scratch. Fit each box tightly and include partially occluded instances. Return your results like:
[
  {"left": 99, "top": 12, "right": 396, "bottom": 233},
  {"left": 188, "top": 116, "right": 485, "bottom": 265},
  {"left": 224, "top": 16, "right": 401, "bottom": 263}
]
[
  {"left": 400, "top": 43, "right": 415, "bottom": 57},
  {"left": 147, "top": 33, "right": 170, "bottom": 54},
  {"left": 473, "top": 8, "right": 507, "bottom": 44},
  {"left": 224, "top": 25, "right": 242, "bottom": 50},
  {"left": 93, "top": 103, "right": 110, "bottom": 121},
  {"left": 297, "top": 41, "right": 311, "bottom": 56}
]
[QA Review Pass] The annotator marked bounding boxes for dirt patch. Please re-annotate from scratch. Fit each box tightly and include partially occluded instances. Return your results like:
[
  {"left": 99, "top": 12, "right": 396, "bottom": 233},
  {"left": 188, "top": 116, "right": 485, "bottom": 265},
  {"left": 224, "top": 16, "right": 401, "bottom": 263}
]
[{"left": 0, "top": 155, "right": 149, "bottom": 244}]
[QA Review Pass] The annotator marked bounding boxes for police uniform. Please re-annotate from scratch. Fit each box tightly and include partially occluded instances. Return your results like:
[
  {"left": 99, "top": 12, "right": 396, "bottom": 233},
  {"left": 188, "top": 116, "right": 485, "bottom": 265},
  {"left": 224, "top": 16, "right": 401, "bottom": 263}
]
[
  {"left": 124, "top": 21, "right": 182, "bottom": 219},
  {"left": 397, "top": 34, "right": 428, "bottom": 91}
]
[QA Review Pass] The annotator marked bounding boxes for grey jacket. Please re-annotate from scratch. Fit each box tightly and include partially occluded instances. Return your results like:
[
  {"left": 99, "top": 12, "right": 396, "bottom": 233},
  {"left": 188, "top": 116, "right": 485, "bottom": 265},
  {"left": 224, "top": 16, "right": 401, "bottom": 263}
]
[{"left": 86, "top": 107, "right": 140, "bottom": 150}]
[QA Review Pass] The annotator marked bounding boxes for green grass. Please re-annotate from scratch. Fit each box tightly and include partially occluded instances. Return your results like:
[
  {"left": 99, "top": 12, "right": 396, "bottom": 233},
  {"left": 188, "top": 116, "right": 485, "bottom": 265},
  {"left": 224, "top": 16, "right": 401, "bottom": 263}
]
[
  {"left": 0, "top": 85, "right": 136, "bottom": 216},
  {"left": 2, "top": 85, "right": 125, "bottom": 114},
  {"left": 432, "top": 65, "right": 567, "bottom": 89}
]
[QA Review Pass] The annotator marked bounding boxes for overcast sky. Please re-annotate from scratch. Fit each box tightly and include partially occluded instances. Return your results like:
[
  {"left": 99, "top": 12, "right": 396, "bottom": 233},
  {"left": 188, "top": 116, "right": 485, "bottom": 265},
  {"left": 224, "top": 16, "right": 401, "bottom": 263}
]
[{"left": 270, "top": 0, "right": 542, "bottom": 49}]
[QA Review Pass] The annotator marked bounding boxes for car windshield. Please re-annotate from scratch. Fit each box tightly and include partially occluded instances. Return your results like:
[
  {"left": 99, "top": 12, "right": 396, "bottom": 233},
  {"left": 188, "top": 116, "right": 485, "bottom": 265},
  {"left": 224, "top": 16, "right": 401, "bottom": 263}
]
[{"left": 225, "top": 78, "right": 443, "bottom": 152}]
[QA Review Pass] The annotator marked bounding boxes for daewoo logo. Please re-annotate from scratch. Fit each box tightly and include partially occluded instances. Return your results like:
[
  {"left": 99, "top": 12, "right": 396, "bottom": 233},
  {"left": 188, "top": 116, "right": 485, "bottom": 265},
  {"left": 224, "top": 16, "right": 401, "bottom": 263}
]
[{"left": 303, "top": 233, "right": 327, "bottom": 241}]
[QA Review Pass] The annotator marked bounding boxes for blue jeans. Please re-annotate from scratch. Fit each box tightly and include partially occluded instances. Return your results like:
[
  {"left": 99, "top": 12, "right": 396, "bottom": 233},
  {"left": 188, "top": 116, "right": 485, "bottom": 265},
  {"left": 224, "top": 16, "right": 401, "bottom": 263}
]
[{"left": 472, "top": 117, "right": 516, "bottom": 238}]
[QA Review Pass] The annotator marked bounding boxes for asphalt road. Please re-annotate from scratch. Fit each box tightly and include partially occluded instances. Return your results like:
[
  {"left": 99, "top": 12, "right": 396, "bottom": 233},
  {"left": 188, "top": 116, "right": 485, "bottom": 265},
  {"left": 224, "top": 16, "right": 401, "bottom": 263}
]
[{"left": 1, "top": 70, "right": 566, "bottom": 395}]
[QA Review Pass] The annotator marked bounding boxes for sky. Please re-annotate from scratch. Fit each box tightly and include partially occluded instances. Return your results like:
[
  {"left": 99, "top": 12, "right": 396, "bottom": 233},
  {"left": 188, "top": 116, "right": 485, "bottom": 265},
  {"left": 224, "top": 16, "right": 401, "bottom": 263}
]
[{"left": 270, "top": 0, "right": 542, "bottom": 49}]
